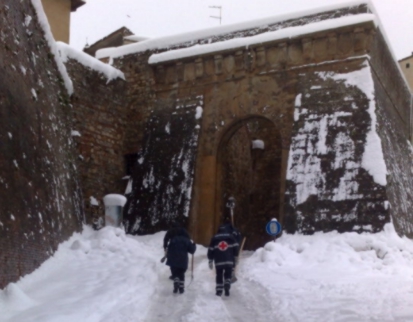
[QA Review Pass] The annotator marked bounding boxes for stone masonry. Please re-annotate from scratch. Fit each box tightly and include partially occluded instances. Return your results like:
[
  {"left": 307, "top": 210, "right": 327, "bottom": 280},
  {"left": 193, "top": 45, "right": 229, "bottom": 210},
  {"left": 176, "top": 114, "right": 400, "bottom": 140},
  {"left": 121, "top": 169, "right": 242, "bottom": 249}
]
[
  {"left": 0, "top": 1, "right": 83, "bottom": 289},
  {"left": 103, "top": 3, "right": 413, "bottom": 249},
  {"left": 64, "top": 58, "right": 127, "bottom": 227}
]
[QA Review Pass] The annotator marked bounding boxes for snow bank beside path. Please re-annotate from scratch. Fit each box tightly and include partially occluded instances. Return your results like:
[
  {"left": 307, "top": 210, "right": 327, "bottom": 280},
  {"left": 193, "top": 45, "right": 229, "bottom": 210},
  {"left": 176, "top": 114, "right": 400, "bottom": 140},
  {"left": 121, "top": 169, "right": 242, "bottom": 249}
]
[
  {"left": 242, "top": 223, "right": 413, "bottom": 322},
  {"left": 0, "top": 226, "right": 161, "bottom": 322}
]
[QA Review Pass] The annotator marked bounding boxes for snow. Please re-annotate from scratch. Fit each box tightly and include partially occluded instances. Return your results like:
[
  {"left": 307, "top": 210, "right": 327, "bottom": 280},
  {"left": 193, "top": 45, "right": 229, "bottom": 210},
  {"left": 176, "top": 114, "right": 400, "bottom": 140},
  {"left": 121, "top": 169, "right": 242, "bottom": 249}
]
[
  {"left": 89, "top": 196, "right": 99, "bottom": 206},
  {"left": 30, "top": 0, "right": 73, "bottom": 95},
  {"left": 56, "top": 42, "right": 125, "bottom": 82},
  {"left": 92, "top": 0, "right": 370, "bottom": 60},
  {"left": 321, "top": 62, "right": 387, "bottom": 186},
  {"left": 124, "top": 35, "right": 149, "bottom": 42},
  {"left": 195, "top": 106, "right": 203, "bottom": 119},
  {"left": 2, "top": 223, "right": 413, "bottom": 321},
  {"left": 103, "top": 194, "right": 127, "bottom": 207},
  {"left": 148, "top": 14, "right": 376, "bottom": 64}
]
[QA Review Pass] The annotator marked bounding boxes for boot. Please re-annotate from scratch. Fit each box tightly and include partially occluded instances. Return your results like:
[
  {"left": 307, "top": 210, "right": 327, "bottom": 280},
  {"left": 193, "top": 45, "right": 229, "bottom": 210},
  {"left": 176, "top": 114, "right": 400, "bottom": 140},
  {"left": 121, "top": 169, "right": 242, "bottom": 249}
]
[
  {"left": 179, "top": 287, "right": 184, "bottom": 294},
  {"left": 224, "top": 288, "right": 230, "bottom": 296},
  {"left": 216, "top": 290, "right": 222, "bottom": 296},
  {"left": 173, "top": 279, "right": 179, "bottom": 294}
]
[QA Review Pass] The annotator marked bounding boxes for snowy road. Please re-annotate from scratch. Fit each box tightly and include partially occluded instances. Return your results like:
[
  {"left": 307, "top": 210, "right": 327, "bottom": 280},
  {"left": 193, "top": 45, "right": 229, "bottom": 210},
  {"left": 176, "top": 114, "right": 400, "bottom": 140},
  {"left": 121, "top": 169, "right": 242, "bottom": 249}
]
[
  {"left": 144, "top": 251, "right": 273, "bottom": 322},
  {"left": 2, "top": 224, "right": 413, "bottom": 321}
]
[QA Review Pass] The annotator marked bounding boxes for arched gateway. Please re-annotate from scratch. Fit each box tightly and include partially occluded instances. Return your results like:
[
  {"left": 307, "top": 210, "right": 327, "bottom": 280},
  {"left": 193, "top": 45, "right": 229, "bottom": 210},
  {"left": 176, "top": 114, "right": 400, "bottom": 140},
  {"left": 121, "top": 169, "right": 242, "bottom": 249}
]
[
  {"left": 120, "top": 3, "right": 411, "bottom": 250},
  {"left": 215, "top": 116, "right": 283, "bottom": 249}
]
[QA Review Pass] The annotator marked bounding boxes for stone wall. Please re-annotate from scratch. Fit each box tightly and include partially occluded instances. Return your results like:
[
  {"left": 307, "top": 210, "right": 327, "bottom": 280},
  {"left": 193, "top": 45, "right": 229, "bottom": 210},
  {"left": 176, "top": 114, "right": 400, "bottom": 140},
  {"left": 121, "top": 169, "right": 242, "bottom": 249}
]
[
  {"left": 139, "top": 19, "right": 380, "bottom": 245},
  {"left": 374, "top": 71, "right": 413, "bottom": 238},
  {"left": 124, "top": 96, "right": 203, "bottom": 234},
  {"left": 369, "top": 30, "right": 413, "bottom": 237},
  {"left": 113, "top": 52, "right": 155, "bottom": 156},
  {"left": 368, "top": 30, "right": 412, "bottom": 138},
  {"left": 0, "top": 1, "right": 83, "bottom": 289},
  {"left": 64, "top": 59, "right": 127, "bottom": 226},
  {"left": 284, "top": 59, "right": 389, "bottom": 234}
]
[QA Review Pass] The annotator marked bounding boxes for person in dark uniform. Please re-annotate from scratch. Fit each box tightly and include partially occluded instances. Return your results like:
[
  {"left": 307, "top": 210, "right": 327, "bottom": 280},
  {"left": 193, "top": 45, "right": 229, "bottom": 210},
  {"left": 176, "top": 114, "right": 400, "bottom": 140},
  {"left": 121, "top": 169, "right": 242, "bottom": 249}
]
[
  {"left": 207, "top": 225, "right": 239, "bottom": 296},
  {"left": 224, "top": 223, "right": 242, "bottom": 282},
  {"left": 163, "top": 223, "right": 190, "bottom": 251},
  {"left": 163, "top": 224, "right": 196, "bottom": 294}
]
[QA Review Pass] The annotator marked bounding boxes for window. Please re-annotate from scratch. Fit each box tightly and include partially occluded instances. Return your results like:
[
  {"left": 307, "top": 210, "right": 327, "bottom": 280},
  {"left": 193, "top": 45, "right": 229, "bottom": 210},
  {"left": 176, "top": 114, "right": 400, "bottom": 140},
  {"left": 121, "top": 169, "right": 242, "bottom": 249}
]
[
  {"left": 407, "top": 63, "right": 410, "bottom": 69},
  {"left": 124, "top": 153, "right": 138, "bottom": 176}
]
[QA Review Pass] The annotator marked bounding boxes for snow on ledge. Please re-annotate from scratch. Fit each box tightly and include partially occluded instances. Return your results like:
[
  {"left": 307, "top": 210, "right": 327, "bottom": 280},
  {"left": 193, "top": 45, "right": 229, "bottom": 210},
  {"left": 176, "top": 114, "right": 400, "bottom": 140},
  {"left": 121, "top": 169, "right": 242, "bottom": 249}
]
[
  {"left": 103, "top": 194, "right": 127, "bottom": 207},
  {"left": 96, "top": 0, "right": 372, "bottom": 61},
  {"left": 124, "top": 35, "right": 149, "bottom": 42},
  {"left": 56, "top": 42, "right": 125, "bottom": 82},
  {"left": 149, "top": 14, "right": 376, "bottom": 64},
  {"left": 30, "top": 0, "right": 73, "bottom": 95}
]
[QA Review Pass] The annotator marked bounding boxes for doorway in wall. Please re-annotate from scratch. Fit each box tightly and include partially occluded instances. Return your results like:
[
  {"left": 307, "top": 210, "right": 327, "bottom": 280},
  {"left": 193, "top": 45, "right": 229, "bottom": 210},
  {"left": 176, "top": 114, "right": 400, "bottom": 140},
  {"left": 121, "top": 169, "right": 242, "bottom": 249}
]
[{"left": 216, "top": 116, "right": 283, "bottom": 250}]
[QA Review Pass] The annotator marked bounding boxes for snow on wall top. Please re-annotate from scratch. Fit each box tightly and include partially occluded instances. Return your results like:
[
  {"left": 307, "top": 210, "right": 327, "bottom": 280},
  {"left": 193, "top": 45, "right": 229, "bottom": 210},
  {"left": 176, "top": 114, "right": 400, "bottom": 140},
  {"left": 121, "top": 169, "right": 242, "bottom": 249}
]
[
  {"left": 30, "top": 0, "right": 73, "bottom": 95},
  {"left": 103, "top": 194, "right": 127, "bottom": 207},
  {"left": 96, "top": 0, "right": 373, "bottom": 60},
  {"left": 124, "top": 35, "right": 149, "bottom": 42},
  {"left": 57, "top": 42, "right": 125, "bottom": 82},
  {"left": 148, "top": 14, "right": 376, "bottom": 64}
]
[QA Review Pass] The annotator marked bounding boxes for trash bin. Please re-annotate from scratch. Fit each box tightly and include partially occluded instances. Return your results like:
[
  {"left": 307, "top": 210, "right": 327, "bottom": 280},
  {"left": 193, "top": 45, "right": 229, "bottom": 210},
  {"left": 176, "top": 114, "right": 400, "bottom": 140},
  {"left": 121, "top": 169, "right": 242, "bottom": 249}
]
[{"left": 103, "top": 194, "right": 127, "bottom": 227}]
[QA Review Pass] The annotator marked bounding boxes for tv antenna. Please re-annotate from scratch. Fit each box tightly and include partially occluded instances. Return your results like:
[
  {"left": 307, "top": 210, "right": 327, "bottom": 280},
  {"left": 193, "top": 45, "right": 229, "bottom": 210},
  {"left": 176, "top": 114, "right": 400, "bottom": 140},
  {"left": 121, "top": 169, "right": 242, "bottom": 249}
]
[{"left": 209, "top": 6, "right": 222, "bottom": 25}]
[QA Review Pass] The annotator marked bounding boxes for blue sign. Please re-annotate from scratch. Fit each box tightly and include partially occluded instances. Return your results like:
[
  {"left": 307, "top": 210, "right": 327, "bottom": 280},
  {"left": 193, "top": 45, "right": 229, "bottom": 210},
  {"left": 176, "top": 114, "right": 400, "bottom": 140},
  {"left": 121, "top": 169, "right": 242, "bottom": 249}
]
[{"left": 266, "top": 219, "right": 282, "bottom": 236}]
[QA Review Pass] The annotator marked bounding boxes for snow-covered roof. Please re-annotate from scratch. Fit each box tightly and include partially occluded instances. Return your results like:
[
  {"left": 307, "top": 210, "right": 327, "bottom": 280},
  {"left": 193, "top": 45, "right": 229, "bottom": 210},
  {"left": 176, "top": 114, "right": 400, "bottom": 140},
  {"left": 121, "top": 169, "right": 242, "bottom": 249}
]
[
  {"left": 96, "top": 0, "right": 373, "bottom": 60},
  {"left": 124, "top": 35, "right": 149, "bottom": 42},
  {"left": 56, "top": 42, "right": 125, "bottom": 82},
  {"left": 149, "top": 14, "right": 376, "bottom": 65}
]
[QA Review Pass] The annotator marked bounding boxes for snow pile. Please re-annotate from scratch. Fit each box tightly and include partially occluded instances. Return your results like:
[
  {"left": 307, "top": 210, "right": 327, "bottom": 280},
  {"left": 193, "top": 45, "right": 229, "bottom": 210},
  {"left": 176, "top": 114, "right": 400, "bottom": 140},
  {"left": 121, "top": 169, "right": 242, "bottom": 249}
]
[
  {"left": 148, "top": 14, "right": 376, "bottom": 64},
  {"left": 30, "top": 0, "right": 73, "bottom": 95},
  {"left": 2, "top": 223, "right": 413, "bottom": 321},
  {"left": 0, "top": 226, "right": 161, "bottom": 322},
  {"left": 56, "top": 42, "right": 125, "bottom": 82},
  {"left": 242, "top": 223, "right": 413, "bottom": 321}
]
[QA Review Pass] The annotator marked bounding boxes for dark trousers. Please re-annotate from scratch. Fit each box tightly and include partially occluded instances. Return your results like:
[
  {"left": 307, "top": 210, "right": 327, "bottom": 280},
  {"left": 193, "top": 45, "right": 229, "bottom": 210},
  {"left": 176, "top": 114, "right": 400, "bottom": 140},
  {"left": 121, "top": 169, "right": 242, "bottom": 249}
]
[
  {"left": 170, "top": 267, "right": 186, "bottom": 290},
  {"left": 215, "top": 265, "right": 232, "bottom": 292}
]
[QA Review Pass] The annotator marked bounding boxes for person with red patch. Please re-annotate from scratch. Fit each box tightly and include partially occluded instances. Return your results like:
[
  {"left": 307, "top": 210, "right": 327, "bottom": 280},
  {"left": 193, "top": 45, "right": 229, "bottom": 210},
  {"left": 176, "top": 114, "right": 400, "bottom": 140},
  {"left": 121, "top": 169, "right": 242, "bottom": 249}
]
[{"left": 207, "top": 225, "right": 239, "bottom": 296}]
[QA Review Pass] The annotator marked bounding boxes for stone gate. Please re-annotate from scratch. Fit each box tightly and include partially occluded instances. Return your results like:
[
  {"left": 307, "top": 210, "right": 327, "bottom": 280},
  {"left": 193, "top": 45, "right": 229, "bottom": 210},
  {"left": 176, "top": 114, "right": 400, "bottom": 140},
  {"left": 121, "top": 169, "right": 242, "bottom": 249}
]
[{"left": 85, "top": 2, "right": 413, "bottom": 249}]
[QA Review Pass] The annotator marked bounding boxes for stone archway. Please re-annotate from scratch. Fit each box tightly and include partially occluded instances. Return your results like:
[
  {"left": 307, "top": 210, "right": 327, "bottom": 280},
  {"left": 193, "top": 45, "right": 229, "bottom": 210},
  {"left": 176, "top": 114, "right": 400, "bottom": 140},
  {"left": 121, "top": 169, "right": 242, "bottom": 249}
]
[{"left": 215, "top": 116, "right": 283, "bottom": 250}]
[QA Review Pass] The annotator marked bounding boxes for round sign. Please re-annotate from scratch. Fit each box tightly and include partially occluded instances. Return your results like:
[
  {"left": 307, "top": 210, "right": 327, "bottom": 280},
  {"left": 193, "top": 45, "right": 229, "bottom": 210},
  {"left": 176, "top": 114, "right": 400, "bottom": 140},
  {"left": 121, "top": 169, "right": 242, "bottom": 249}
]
[{"left": 266, "top": 219, "right": 282, "bottom": 236}]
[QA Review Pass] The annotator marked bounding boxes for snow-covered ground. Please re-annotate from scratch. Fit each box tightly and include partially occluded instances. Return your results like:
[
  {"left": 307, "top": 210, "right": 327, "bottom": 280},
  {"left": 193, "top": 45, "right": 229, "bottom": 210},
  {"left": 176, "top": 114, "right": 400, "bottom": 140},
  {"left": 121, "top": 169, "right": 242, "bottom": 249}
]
[{"left": 2, "top": 223, "right": 413, "bottom": 322}]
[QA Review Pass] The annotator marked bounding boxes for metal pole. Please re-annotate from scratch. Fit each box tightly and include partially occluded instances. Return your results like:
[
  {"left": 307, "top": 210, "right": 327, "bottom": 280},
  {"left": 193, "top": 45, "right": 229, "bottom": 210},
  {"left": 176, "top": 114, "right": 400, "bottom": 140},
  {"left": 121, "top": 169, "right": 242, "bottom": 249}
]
[{"left": 209, "top": 6, "right": 222, "bottom": 25}]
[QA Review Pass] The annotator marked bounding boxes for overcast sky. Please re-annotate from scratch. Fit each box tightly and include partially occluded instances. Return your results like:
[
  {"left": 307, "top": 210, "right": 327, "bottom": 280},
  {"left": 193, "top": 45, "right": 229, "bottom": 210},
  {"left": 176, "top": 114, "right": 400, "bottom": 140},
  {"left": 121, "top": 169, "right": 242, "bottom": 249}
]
[{"left": 70, "top": 0, "right": 413, "bottom": 60}]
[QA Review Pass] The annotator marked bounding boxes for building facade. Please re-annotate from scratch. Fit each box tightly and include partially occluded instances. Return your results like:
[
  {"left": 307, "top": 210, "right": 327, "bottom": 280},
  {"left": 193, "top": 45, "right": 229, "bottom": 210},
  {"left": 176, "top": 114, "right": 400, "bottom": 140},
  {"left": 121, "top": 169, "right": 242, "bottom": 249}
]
[
  {"left": 399, "top": 53, "right": 413, "bottom": 92},
  {"left": 41, "top": 0, "right": 85, "bottom": 43}
]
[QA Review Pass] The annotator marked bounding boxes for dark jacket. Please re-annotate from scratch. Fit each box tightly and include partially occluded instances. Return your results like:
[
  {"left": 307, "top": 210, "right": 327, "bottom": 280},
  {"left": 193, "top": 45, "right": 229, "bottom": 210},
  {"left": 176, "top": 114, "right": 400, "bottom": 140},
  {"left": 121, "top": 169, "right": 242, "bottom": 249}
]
[
  {"left": 224, "top": 224, "right": 242, "bottom": 255},
  {"left": 165, "top": 230, "right": 196, "bottom": 270},
  {"left": 207, "top": 225, "right": 239, "bottom": 267},
  {"left": 163, "top": 227, "right": 190, "bottom": 250}
]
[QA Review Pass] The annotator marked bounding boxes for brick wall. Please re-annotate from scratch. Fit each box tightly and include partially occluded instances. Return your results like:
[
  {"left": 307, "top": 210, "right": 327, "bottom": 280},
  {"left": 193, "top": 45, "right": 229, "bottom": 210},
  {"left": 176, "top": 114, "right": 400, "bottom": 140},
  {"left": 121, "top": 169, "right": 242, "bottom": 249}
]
[
  {"left": 64, "top": 59, "right": 127, "bottom": 225},
  {"left": 0, "top": 1, "right": 83, "bottom": 289}
]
